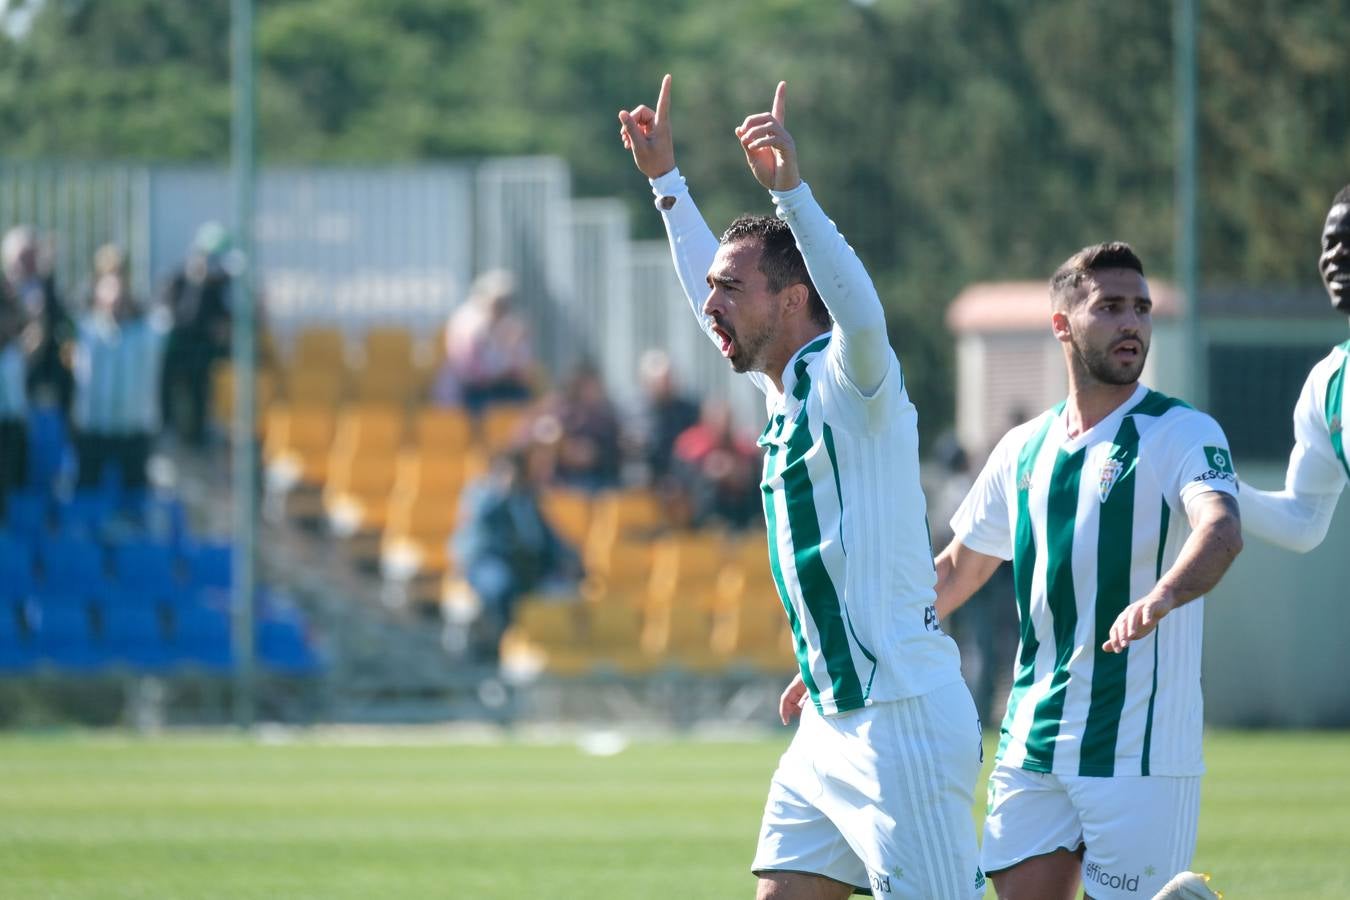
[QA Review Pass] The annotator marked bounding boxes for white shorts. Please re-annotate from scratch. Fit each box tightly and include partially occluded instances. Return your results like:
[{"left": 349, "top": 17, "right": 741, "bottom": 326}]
[
  {"left": 981, "top": 763, "right": 1201, "bottom": 900},
  {"left": 752, "top": 680, "right": 984, "bottom": 899}
]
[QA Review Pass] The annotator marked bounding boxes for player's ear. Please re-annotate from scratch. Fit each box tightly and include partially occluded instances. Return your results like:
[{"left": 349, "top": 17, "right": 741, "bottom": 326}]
[
  {"left": 781, "top": 282, "right": 810, "bottom": 316},
  {"left": 1050, "top": 308, "right": 1072, "bottom": 343}
]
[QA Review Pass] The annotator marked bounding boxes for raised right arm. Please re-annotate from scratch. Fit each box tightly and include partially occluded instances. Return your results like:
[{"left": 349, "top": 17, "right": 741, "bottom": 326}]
[{"left": 619, "top": 74, "right": 721, "bottom": 346}]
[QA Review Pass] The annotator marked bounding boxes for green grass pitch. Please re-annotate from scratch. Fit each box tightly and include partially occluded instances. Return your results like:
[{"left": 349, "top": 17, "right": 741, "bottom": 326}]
[{"left": 0, "top": 729, "right": 1344, "bottom": 898}]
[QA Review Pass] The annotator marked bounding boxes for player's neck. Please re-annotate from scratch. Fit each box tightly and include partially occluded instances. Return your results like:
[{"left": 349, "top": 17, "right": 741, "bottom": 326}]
[
  {"left": 1063, "top": 377, "right": 1138, "bottom": 438},
  {"left": 764, "top": 324, "right": 830, "bottom": 393}
]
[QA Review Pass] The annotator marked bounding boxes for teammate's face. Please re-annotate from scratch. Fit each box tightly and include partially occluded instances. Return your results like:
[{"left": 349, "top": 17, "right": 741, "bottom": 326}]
[
  {"left": 1320, "top": 202, "right": 1350, "bottom": 314},
  {"left": 703, "top": 239, "right": 782, "bottom": 374},
  {"left": 1063, "top": 268, "right": 1152, "bottom": 386}
]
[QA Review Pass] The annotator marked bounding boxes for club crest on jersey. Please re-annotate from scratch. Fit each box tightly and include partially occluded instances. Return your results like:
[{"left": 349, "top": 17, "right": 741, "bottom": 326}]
[{"left": 1098, "top": 457, "right": 1124, "bottom": 503}]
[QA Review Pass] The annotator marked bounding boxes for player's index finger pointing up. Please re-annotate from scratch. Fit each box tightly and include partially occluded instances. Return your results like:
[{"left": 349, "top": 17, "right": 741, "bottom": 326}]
[
  {"left": 771, "top": 80, "right": 786, "bottom": 124},
  {"left": 655, "top": 73, "right": 672, "bottom": 125}
]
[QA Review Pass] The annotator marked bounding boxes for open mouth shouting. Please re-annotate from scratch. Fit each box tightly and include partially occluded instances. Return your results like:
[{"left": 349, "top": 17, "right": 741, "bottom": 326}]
[{"left": 711, "top": 321, "right": 738, "bottom": 360}]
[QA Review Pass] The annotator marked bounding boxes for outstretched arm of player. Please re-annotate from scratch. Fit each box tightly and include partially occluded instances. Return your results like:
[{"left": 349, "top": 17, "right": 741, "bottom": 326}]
[
  {"left": 620, "top": 75, "right": 723, "bottom": 346},
  {"left": 1236, "top": 366, "right": 1346, "bottom": 552},
  {"left": 934, "top": 538, "right": 1005, "bottom": 621},
  {"left": 1103, "top": 492, "right": 1243, "bottom": 653},
  {"left": 738, "top": 82, "right": 891, "bottom": 396},
  {"left": 1237, "top": 481, "right": 1339, "bottom": 553}
]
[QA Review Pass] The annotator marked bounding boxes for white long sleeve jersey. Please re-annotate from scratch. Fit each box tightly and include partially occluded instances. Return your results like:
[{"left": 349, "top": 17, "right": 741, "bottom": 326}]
[
  {"left": 1239, "top": 339, "right": 1348, "bottom": 551},
  {"left": 651, "top": 170, "right": 963, "bottom": 716}
]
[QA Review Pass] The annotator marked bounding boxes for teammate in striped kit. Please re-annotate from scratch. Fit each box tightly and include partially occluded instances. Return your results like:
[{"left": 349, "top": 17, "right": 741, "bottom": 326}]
[
  {"left": 1238, "top": 184, "right": 1350, "bottom": 551},
  {"left": 620, "top": 76, "right": 983, "bottom": 899},
  {"left": 934, "top": 243, "right": 1242, "bottom": 900}
]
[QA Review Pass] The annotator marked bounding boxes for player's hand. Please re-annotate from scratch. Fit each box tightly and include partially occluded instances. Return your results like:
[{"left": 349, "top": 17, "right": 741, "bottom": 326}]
[
  {"left": 778, "top": 672, "right": 808, "bottom": 725},
  {"left": 735, "top": 81, "right": 800, "bottom": 192},
  {"left": 618, "top": 73, "right": 676, "bottom": 180},
  {"left": 1102, "top": 590, "right": 1176, "bottom": 653}
]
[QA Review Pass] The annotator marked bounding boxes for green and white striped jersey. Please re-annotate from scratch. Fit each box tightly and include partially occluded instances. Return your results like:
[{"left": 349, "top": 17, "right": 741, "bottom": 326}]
[
  {"left": 951, "top": 384, "right": 1238, "bottom": 777},
  {"left": 649, "top": 169, "right": 965, "bottom": 718},
  {"left": 1289, "top": 340, "right": 1350, "bottom": 493},
  {"left": 758, "top": 334, "right": 965, "bottom": 716}
]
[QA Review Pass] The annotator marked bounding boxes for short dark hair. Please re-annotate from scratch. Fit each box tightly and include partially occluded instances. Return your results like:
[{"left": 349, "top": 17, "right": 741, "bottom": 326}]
[
  {"left": 1332, "top": 184, "right": 1350, "bottom": 208},
  {"left": 720, "top": 215, "right": 830, "bottom": 328},
  {"left": 1049, "top": 241, "right": 1145, "bottom": 310}
]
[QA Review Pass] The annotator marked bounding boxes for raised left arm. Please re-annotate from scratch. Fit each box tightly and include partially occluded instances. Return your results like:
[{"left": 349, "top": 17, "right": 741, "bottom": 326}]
[
  {"left": 738, "top": 82, "right": 891, "bottom": 395},
  {"left": 1103, "top": 491, "right": 1243, "bottom": 653}
]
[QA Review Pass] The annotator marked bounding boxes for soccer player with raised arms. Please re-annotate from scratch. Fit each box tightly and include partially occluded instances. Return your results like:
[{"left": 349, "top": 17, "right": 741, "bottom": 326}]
[
  {"left": 619, "top": 76, "right": 983, "bottom": 899},
  {"left": 934, "top": 243, "right": 1243, "bottom": 900},
  {"left": 1238, "top": 184, "right": 1350, "bottom": 551}
]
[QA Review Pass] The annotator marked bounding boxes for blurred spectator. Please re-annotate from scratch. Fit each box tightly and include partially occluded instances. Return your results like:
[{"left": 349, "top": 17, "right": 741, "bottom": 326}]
[
  {"left": 926, "top": 431, "right": 1015, "bottom": 725},
  {"left": 537, "top": 360, "right": 622, "bottom": 492},
  {"left": 71, "top": 245, "right": 168, "bottom": 491},
  {"left": 452, "top": 444, "right": 582, "bottom": 663},
  {"left": 435, "top": 269, "right": 535, "bottom": 412},
  {"left": 159, "top": 222, "right": 233, "bottom": 447},
  {"left": 0, "top": 281, "right": 28, "bottom": 513},
  {"left": 671, "top": 399, "right": 761, "bottom": 530},
  {"left": 625, "top": 348, "right": 700, "bottom": 486},
  {"left": 1, "top": 225, "right": 75, "bottom": 416}
]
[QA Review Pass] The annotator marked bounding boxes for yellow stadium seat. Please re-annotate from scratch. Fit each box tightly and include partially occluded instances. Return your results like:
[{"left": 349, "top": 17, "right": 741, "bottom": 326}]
[
  {"left": 379, "top": 493, "right": 459, "bottom": 581},
  {"left": 643, "top": 602, "right": 721, "bottom": 672},
  {"left": 414, "top": 407, "right": 474, "bottom": 453},
  {"left": 477, "top": 403, "right": 531, "bottom": 455},
  {"left": 650, "top": 530, "right": 733, "bottom": 610},
  {"left": 584, "top": 605, "right": 651, "bottom": 673},
  {"left": 500, "top": 599, "right": 590, "bottom": 679},
  {"left": 331, "top": 406, "right": 406, "bottom": 457},
  {"left": 589, "top": 488, "right": 666, "bottom": 549},
  {"left": 351, "top": 368, "right": 418, "bottom": 406},
  {"left": 715, "top": 598, "right": 795, "bottom": 675},
  {"left": 392, "top": 449, "right": 474, "bottom": 503},
  {"left": 582, "top": 536, "right": 656, "bottom": 606},
  {"left": 211, "top": 362, "right": 276, "bottom": 436},
  {"left": 361, "top": 327, "right": 414, "bottom": 368},
  {"left": 291, "top": 326, "right": 348, "bottom": 371},
  {"left": 263, "top": 404, "right": 336, "bottom": 488},
  {"left": 284, "top": 368, "right": 349, "bottom": 408},
  {"left": 539, "top": 487, "right": 593, "bottom": 549},
  {"left": 324, "top": 450, "right": 399, "bottom": 537}
]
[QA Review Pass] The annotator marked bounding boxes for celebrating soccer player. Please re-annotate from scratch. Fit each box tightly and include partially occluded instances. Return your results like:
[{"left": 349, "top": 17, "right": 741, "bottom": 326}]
[
  {"left": 933, "top": 244, "right": 1242, "bottom": 900},
  {"left": 1237, "top": 184, "right": 1350, "bottom": 551},
  {"left": 619, "top": 76, "right": 984, "bottom": 899}
]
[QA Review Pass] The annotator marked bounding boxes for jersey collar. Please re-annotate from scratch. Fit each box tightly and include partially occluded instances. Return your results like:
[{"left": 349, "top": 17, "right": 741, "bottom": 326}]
[{"left": 769, "top": 331, "right": 833, "bottom": 411}]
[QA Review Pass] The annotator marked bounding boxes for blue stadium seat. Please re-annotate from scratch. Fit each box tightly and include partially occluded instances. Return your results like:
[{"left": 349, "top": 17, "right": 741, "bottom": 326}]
[
  {"left": 258, "top": 615, "right": 322, "bottom": 675},
  {"left": 0, "top": 600, "right": 35, "bottom": 673},
  {"left": 29, "top": 601, "right": 104, "bottom": 671},
  {"left": 94, "top": 584, "right": 166, "bottom": 613},
  {"left": 111, "top": 539, "right": 180, "bottom": 595},
  {"left": 133, "top": 494, "right": 189, "bottom": 546},
  {"left": 36, "top": 536, "right": 109, "bottom": 594},
  {"left": 184, "top": 541, "right": 233, "bottom": 590},
  {"left": 3, "top": 489, "right": 49, "bottom": 539},
  {"left": 25, "top": 407, "right": 71, "bottom": 490},
  {"left": 54, "top": 490, "right": 118, "bottom": 539},
  {"left": 169, "top": 606, "right": 233, "bottom": 672},
  {"left": 0, "top": 534, "right": 36, "bottom": 601},
  {"left": 103, "top": 606, "right": 170, "bottom": 672}
]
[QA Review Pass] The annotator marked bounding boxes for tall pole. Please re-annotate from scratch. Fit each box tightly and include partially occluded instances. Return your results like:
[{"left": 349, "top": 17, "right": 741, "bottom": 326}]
[
  {"left": 1175, "top": 0, "right": 1202, "bottom": 404},
  {"left": 230, "top": 0, "right": 258, "bottom": 730}
]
